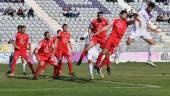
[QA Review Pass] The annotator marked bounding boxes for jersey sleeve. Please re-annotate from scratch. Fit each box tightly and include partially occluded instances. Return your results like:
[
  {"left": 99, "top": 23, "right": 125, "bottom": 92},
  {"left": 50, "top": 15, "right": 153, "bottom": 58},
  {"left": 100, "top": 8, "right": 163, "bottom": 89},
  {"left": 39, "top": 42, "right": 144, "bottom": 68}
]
[
  {"left": 105, "top": 19, "right": 109, "bottom": 25},
  {"left": 112, "top": 19, "right": 116, "bottom": 27}
]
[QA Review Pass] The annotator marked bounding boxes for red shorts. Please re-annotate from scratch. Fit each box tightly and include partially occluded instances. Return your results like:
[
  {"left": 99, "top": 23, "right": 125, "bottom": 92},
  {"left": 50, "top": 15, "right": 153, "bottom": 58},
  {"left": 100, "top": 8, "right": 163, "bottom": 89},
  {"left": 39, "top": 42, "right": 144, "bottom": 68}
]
[
  {"left": 58, "top": 49, "right": 72, "bottom": 60},
  {"left": 38, "top": 55, "right": 56, "bottom": 65},
  {"left": 104, "top": 36, "right": 121, "bottom": 53},
  {"left": 91, "top": 36, "right": 107, "bottom": 48},
  {"left": 13, "top": 50, "right": 32, "bottom": 63}
]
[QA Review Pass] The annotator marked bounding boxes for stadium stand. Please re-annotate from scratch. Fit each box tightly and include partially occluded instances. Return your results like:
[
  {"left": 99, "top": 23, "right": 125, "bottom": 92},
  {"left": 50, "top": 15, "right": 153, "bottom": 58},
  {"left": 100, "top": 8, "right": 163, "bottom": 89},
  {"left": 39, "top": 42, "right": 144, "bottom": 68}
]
[
  {"left": 0, "top": 1, "right": 54, "bottom": 43},
  {"left": 34, "top": 0, "right": 124, "bottom": 51},
  {"left": 0, "top": 0, "right": 170, "bottom": 52}
]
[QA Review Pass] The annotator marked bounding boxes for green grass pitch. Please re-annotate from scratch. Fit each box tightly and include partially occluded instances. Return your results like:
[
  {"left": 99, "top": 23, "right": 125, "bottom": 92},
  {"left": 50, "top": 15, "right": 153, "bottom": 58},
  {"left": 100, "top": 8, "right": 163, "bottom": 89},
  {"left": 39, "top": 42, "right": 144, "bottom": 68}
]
[{"left": 0, "top": 62, "right": 170, "bottom": 96}]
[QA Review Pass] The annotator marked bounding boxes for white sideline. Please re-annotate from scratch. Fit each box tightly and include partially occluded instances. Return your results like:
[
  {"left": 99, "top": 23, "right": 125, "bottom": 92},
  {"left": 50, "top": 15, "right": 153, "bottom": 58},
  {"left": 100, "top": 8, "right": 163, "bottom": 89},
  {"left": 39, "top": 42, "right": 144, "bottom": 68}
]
[
  {"left": 0, "top": 81, "right": 160, "bottom": 92},
  {"left": 102, "top": 80, "right": 160, "bottom": 88},
  {"left": 0, "top": 86, "right": 160, "bottom": 92}
]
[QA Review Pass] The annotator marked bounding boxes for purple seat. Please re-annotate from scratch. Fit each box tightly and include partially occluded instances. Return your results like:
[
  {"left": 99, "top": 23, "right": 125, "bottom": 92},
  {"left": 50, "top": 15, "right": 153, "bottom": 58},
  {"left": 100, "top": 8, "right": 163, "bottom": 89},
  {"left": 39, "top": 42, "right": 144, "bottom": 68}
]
[{"left": 54, "top": 0, "right": 111, "bottom": 14}]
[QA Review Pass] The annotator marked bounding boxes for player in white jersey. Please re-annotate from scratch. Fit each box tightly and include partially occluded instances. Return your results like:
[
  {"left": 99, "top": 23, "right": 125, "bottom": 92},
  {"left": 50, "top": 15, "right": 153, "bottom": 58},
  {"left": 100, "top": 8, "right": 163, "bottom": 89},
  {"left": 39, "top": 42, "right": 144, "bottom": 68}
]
[
  {"left": 126, "top": 2, "right": 161, "bottom": 67},
  {"left": 80, "top": 32, "right": 100, "bottom": 80}
]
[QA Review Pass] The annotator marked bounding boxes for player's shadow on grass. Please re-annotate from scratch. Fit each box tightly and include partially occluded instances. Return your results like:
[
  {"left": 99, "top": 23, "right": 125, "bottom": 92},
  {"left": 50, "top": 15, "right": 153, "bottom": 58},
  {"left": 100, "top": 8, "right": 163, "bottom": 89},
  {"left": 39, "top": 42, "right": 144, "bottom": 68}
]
[
  {"left": 8, "top": 76, "right": 32, "bottom": 80},
  {"left": 52, "top": 76, "right": 94, "bottom": 83},
  {"left": 6, "top": 73, "right": 51, "bottom": 80},
  {"left": 6, "top": 73, "right": 95, "bottom": 83}
]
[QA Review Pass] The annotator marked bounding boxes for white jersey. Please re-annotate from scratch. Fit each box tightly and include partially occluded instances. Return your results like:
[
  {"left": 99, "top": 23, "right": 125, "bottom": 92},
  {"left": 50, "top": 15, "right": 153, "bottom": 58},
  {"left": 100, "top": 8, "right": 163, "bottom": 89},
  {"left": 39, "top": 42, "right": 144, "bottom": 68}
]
[
  {"left": 81, "top": 32, "right": 100, "bottom": 60},
  {"left": 129, "top": 8, "right": 153, "bottom": 39}
]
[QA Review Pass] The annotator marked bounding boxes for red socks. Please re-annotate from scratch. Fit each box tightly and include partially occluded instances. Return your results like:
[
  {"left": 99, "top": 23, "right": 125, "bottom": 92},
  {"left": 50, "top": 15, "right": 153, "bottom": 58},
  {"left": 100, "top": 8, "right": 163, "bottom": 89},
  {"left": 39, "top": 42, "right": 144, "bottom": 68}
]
[
  {"left": 99, "top": 57, "right": 107, "bottom": 69},
  {"left": 96, "top": 53, "right": 104, "bottom": 67}
]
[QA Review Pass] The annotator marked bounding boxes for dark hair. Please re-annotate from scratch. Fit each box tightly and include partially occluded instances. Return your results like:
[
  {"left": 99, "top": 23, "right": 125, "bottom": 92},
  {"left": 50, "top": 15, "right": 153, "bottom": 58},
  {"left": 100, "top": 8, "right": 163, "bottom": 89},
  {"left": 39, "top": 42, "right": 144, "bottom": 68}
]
[
  {"left": 133, "top": 13, "right": 138, "bottom": 18},
  {"left": 148, "top": 2, "right": 155, "bottom": 8},
  {"left": 21, "top": 25, "right": 26, "bottom": 28},
  {"left": 17, "top": 25, "right": 22, "bottom": 29},
  {"left": 57, "top": 30, "right": 61, "bottom": 34},
  {"left": 62, "top": 24, "right": 68, "bottom": 28},
  {"left": 120, "top": 10, "right": 127, "bottom": 15},
  {"left": 97, "top": 11, "right": 103, "bottom": 15},
  {"left": 44, "top": 31, "right": 50, "bottom": 36}
]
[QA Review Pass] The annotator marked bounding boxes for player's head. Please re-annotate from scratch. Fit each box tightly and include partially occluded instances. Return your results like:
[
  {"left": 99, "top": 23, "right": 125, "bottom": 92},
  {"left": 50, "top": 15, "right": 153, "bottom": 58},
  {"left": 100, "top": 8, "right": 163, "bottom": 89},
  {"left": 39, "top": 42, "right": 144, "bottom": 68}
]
[
  {"left": 62, "top": 24, "right": 68, "bottom": 32},
  {"left": 133, "top": 13, "right": 139, "bottom": 20},
  {"left": 44, "top": 31, "right": 51, "bottom": 40},
  {"left": 119, "top": 10, "right": 128, "bottom": 20},
  {"left": 146, "top": 2, "right": 155, "bottom": 13},
  {"left": 21, "top": 26, "right": 27, "bottom": 33},
  {"left": 57, "top": 30, "right": 61, "bottom": 34},
  {"left": 97, "top": 12, "right": 103, "bottom": 21},
  {"left": 17, "top": 25, "right": 22, "bottom": 32}
]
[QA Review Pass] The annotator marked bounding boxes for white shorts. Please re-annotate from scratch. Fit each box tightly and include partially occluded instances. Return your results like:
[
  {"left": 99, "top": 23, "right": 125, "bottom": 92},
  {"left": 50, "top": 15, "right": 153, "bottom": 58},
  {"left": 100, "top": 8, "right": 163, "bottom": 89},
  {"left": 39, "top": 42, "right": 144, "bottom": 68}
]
[
  {"left": 87, "top": 47, "right": 99, "bottom": 61},
  {"left": 129, "top": 30, "right": 152, "bottom": 40}
]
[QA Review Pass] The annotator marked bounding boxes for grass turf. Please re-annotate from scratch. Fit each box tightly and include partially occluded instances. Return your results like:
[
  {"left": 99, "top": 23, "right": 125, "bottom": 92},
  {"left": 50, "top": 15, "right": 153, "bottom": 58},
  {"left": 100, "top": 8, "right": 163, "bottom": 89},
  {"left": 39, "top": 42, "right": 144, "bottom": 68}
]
[{"left": 0, "top": 62, "right": 170, "bottom": 96}]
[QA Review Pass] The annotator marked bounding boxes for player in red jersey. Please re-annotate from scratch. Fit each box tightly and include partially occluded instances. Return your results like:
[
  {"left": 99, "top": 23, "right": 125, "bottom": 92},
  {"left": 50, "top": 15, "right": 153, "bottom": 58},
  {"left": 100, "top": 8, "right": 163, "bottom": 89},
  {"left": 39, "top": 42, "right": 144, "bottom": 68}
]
[
  {"left": 53, "top": 24, "right": 75, "bottom": 79},
  {"left": 38, "top": 30, "right": 63, "bottom": 77},
  {"left": 77, "top": 12, "right": 109, "bottom": 65},
  {"left": 7, "top": 25, "right": 27, "bottom": 75},
  {"left": 33, "top": 31, "right": 57, "bottom": 79},
  {"left": 9, "top": 26, "right": 35, "bottom": 77},
  {"left": 94, "top": 10, "right": 133, "bottom": 78},
  {"left": 52, "top": 30, "right": 64, "bottom": 78}
]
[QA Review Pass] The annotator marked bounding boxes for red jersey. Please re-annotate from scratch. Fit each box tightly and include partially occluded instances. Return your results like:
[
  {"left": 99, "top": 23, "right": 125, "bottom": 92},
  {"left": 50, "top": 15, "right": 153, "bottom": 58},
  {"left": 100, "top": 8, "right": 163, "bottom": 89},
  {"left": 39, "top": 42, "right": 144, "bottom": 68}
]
[
  {"left": 110, "top": 18, "right": 128, "bottom": 39},
  {"left": 58, "top": 31, "right": 71, "bottom": 51},
  {"left": 52, "top": 35, "right": 57, "bottom": 43},
  {"left": 52, "top": 35, "right": 59, "bottom": 55},
  {"left": 37, "top": 39, "right": 53, "bottom": 57},
  {"left": 14, "top": 32, "right": 30, "bottom": 50},
  {"left": 90, "top": 18, "right": 108, "bottom": 38}
]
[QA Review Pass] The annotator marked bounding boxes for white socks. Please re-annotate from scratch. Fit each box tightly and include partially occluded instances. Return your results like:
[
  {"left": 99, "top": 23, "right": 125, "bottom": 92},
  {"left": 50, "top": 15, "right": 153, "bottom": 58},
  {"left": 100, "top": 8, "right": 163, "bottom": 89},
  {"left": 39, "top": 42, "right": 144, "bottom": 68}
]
[
  {"left": 115, "top": 51, "right": 120, "bottom": 60},
  {"left": 22, "top": 62, "right": 27, "bottom": 73},
  {"left": 88, "top": 63, "right": 93, "bottom": 77},
  {"left": 148, "top": 45, "right": 154, "bottom": 62}
]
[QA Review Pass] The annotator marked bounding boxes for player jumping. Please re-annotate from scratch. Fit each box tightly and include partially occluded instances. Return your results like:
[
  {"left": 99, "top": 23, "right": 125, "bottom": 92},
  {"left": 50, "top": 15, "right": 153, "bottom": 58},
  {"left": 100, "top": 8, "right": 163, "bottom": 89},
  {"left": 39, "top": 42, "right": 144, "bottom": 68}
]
[
  {"left": 77, "top": 12, "right": 109, "bottom": 66},
  {"left": 94, "top": 10, "right": 133, "bottom": 78},
  {"left": 126, "top": 2, "right": 161, "bottom": 67}
]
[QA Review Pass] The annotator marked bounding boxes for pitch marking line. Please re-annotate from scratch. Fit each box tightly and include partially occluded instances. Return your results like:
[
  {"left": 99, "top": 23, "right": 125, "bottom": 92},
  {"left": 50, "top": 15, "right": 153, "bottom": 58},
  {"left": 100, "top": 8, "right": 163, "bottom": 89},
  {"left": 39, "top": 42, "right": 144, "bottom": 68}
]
[
  {"left": 0, "top": 81, "right": 160, "bottom": 92},
  {"left": 102, "top": 80, "right": 160, "bottom": 88}
]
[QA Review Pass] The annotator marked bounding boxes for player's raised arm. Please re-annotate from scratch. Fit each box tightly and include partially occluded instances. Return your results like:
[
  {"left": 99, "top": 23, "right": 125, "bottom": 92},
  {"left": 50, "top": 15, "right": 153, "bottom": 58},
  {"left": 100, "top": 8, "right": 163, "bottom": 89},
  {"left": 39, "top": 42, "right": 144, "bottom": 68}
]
[
  {"left": 133, "top": 13, "right": 142, "bottom": 28},
  {"left": 126, "top": 14, "right": 140, "bottom": 26},
  {"left": 93, "top": 24, "right": 113, "bottom": 36},
  {"left": 147, "top": 22, "right": 161, "bottom": 34}
]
